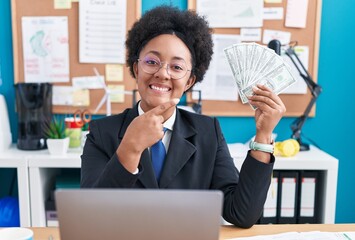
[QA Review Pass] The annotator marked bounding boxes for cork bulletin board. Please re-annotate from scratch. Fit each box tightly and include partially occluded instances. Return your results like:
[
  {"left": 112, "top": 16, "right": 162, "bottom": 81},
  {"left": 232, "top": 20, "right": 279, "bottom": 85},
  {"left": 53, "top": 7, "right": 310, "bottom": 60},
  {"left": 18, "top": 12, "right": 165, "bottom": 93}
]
[
  {"left": 188, "top": 0, "right": 322, "bottom": 116},
  {"left": 11, "top": 0, "right": 141, "bottom": 115},
  {"left": 11, "top": 0, "right": 322, "bottom": 117}
]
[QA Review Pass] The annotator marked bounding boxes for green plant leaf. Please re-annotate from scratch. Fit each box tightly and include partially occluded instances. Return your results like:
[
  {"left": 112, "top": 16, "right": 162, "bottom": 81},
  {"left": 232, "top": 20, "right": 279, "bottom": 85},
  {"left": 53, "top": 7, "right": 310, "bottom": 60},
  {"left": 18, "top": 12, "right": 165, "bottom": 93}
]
[{"left": 43, "top": 115, "right": 67, "bottom": 139}]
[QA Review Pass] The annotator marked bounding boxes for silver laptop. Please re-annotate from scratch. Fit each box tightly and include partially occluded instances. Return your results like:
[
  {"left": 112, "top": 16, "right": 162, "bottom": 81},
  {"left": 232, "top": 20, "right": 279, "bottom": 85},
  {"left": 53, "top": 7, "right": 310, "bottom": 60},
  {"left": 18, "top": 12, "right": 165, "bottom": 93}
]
[{"left": 55, "top": 189, "right": 223, "bottom": 240}]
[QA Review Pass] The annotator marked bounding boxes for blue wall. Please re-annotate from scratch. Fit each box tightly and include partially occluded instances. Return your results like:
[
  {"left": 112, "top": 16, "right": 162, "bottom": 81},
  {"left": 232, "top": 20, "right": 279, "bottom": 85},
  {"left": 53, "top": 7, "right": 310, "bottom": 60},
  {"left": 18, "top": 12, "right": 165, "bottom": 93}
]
[
  {"left": 1, "top": 0, "right": 354, "bottom": 222},
  {"left": 0, "top": 0, "right": 17, "bottom": 199}
]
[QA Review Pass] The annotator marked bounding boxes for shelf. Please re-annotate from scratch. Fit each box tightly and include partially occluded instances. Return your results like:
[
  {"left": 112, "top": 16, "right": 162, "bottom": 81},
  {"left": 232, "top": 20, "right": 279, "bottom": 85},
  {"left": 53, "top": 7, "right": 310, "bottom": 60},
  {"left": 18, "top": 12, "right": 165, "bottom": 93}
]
[
  {"left": 0, "top": 144, "right": 338, "bottom": 227},
  {"left": 231, "top": 145, "right": 338, "bottom": 224},
  {"left": 0, "top": 147, "right": 30, "bottom": 227}
]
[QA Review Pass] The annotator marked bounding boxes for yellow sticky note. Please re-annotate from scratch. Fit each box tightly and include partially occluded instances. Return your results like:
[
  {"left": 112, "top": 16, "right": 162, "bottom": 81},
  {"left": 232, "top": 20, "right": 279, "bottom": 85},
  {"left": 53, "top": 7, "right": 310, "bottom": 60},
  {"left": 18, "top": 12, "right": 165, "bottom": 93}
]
[
  {"left": 105, "top": 64, "right": 124, "bottom": 82},
  {"left": 72, "top": 89, "right": 90, "bottom": 106},
  {"left": 108, "top": 85, "right": 124, "bottom": 103},
  {"left": 265, "top": 0, "right": 282, "bottom": 3},
  {"left": 72, "top": 0, "right": 79, "bottom": 2},
  {"left": 54, "top": 0, "right": 72, "bottom": 9}
]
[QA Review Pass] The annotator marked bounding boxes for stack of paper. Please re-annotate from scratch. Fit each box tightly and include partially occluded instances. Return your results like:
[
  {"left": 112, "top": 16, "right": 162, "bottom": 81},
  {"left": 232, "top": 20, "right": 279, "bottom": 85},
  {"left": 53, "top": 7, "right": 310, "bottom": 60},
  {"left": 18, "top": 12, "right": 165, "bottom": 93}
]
[
  {"left": 227, "top": 231, "right": 355, "bottom": 240},
  {"left": 224, "top": 43, "right": 297, "bottom": 108}
]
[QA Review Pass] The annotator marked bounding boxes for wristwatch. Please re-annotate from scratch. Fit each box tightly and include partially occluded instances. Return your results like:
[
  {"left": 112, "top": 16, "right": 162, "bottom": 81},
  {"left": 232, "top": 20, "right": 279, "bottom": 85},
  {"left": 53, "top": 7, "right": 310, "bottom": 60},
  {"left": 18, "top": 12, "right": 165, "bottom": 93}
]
[{"left": 249, "top": 140, "right": 274, "bottom": 154}]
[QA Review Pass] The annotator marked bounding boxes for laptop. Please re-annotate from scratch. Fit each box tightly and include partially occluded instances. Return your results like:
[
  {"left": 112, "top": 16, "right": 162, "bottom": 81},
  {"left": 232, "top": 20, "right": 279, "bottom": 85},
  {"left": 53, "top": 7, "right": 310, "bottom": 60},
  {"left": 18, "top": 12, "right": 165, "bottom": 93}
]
[{"left": 55, "top": 189, "right": 223, "bottom": 240}]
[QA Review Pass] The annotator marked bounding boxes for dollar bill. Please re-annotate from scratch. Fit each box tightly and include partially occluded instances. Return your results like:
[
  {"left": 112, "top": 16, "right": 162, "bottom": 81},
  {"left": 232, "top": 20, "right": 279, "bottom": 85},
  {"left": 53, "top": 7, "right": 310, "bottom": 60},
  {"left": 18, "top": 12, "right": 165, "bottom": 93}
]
[
  {"left": 244, "top": 43, "right": 254, "bottom": 84},
  {"left": 241, "top": 63, "right": 297, "bottom": 98},
  {"left": 224, "top": 42, "right": 297, "bottom": 108},
  {"left": 224, "top": 46, "right": 248, "bottom": 103}
]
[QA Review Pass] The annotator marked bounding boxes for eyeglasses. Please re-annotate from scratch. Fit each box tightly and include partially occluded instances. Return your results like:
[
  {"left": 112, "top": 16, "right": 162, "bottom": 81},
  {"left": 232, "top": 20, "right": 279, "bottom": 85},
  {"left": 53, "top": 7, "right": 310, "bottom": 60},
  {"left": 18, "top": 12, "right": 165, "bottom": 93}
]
[{"left": 137, "top": 54, "right": 192, "bottom": 80}]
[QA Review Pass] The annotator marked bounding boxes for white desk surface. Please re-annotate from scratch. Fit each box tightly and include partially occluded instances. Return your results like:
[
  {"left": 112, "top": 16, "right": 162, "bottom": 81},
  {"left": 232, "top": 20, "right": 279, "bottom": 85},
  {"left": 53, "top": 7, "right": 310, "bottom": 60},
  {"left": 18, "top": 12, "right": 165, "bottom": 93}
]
[
  {"left": 0, "top": 143, "right": 339, "bottom": 226},
  {"left": 1, "top": 144, "right": 338, "bottom": 169}
]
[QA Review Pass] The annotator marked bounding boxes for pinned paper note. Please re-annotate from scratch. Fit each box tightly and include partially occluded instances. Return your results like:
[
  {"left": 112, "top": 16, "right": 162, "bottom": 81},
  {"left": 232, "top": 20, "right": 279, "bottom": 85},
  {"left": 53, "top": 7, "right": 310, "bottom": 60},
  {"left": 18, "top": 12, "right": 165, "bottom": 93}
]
[
  {"left": 79, "top": 0, "right": 127, "bottom": 63},
  {"left": 108, "top": 85, "right": 125, "bottom": 103},
  {"left": 193, "top": 34, "right": 240, "bottom": 101},
  {"left": 196, "top": 0, "right": 263, "bottom": 28},
  {"left": 285, "top": 0, "right": 309, "bottom": 28},
  {"left": 52, "top": 86, "right": 74, "bottom": 105},
  {"left": 72, "top": 75, "right": 105, "bottom": 89},
  {"left": 263, "top": 7, "right": 284, "bottom": 20},
  {"left": 281, "top": 45, "right": 308, "bottom": 94},
  {"left": 54, "top": 0, "right": 72, "bottom": 9},
  {"left": 22, "top": 16, "right": 70, "bottom": 83},
  {"left": 73, "top": 89, "right": 90, "bottom": 106},
  {"left": 264, "top": 0, "right": 282, "bottom": 3},
  {"left": 262, "top": 29, "right": 291, "bottom": 45},
  {"left": 106, "top": 64, "right": 123, "bottom": 82},
  {"left": 240, "top": 28, "right": 261, "bottom": 42}
]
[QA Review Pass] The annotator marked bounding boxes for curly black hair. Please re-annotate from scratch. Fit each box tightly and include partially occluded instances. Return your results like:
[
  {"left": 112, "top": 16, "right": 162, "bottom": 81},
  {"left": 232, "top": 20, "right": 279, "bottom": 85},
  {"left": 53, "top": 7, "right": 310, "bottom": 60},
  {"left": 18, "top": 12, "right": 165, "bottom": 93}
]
[{"left": 126, "top": 5, "right": 213, "bottom": 84}]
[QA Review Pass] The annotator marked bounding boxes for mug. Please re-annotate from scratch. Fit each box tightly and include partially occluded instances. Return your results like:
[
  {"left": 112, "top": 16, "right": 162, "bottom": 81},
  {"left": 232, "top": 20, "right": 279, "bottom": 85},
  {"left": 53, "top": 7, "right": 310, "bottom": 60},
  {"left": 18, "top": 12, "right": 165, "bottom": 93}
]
[
  {"left": 65, "top": 117, "right": 82, "bottom": 148},
  {"left": 0, "top": 227, "right": 33, "bottom": 240}
]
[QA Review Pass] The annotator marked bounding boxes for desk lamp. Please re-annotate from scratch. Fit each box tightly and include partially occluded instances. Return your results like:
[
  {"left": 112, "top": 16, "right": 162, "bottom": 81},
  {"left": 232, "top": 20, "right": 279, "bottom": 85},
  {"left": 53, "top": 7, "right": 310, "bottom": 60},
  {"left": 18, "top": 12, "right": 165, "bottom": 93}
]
[
  {"left": 268, "top": 40, "right": 322, "bottom": 151},
  {"left": 285, "top": 44, "right": 322, "bottom": 151}
]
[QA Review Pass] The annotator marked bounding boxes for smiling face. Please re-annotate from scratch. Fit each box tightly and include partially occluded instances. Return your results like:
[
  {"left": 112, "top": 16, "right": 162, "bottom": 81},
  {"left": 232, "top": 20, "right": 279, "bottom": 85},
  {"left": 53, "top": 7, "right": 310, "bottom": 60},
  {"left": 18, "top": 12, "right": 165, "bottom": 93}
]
[{"left": 133, "top": 34, "right": 196, "bottom": 113}]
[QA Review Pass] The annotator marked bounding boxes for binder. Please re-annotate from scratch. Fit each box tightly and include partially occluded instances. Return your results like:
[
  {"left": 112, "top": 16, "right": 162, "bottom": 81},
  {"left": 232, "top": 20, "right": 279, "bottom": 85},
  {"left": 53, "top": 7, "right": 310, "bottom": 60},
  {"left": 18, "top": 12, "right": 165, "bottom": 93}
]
[
  {"left": 297, "top": 171, "right": 323, "bottom": 223},
  {"left": 278, "top": 171, "right": 299, "bottom": 223},
  {"left": 259, "top": 171, "right": 279, "bottom": 224}
]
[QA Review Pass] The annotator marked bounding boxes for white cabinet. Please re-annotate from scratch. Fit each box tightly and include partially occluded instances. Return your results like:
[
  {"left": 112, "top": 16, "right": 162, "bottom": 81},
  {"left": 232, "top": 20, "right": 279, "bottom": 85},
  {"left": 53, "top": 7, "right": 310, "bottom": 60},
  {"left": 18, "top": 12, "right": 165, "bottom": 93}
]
[
  {"left": 231, "top": 145, "right": 338, "bottom": 224},
  {"left": 0, "top": 147, "right": 31, "bottom": 227},
  {"left": 0, "top": 146, "right": 81, "bottom": 227},
  {"left": 27, "top": 149, "right": 81, "bottom": 227},
  {"left": 0, "top": 145, "right": 338, "bottom": 227}
]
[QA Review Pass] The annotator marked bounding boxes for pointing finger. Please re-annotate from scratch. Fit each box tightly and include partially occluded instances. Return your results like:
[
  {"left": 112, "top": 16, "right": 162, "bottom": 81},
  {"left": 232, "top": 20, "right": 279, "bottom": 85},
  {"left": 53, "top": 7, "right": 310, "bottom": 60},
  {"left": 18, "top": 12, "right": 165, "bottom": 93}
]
[{"left": 150, "top": 98, "right": 180, "bottom": 116}]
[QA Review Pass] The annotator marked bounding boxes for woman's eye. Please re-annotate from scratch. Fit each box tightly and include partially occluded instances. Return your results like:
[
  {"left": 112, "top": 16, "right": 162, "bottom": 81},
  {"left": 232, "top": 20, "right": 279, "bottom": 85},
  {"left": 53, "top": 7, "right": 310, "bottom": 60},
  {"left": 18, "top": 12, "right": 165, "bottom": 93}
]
[
  {"left": 171, "top": 65, "right": 183, "bottom": 71},
  {"left": 145, "top": 59, "right": 159, "bottom": 65}
]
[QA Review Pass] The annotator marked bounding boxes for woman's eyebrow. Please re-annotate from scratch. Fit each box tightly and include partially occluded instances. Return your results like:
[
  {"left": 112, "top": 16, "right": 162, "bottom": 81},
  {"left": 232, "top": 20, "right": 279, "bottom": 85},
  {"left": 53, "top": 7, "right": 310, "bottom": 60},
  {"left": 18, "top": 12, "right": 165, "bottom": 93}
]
[
  {"left": 145, "top": 50, "right": 161, "bottom": 57},
  {"left": 145, "top": 50, "right": 186, "bottom": 61}
]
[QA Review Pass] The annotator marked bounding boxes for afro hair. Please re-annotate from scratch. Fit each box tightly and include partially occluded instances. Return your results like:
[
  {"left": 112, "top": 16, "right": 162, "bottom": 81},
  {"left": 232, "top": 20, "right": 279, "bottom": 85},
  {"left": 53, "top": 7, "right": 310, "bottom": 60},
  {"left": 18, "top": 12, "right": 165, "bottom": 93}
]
[{"left": 126, "top": 5, "right": 213, "bottom": 84}]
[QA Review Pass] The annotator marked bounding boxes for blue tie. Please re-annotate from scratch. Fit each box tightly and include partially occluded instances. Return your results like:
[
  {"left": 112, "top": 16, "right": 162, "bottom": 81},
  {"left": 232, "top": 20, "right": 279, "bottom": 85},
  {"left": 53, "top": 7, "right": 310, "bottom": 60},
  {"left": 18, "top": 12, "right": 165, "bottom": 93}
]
[{"left": 151, "top": 129, "right": 167, "bottom": 181}]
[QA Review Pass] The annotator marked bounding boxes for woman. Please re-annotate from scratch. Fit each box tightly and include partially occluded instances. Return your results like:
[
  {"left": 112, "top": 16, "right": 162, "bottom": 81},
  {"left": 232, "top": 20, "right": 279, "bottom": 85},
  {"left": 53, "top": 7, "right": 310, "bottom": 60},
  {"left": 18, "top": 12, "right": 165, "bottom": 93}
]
[{"left": 81, "top": 6, "right": 286, "bottom": 228}]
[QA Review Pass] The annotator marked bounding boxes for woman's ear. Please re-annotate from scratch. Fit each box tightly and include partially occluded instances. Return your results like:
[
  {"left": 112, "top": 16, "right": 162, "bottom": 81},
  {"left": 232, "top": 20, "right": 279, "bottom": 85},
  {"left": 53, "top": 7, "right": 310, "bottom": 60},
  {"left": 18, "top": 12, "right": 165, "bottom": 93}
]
[
  {"left": 185, "top": 75, "right": 196, "bottom": 92},
  {"left": 133, "top": 62, "right": 138, "bottom": 79}
]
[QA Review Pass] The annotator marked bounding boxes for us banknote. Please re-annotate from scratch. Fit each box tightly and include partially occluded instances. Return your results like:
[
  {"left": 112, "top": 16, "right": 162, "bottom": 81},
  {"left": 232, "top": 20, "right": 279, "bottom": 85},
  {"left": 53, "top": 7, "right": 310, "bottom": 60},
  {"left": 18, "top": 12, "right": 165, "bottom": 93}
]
[{"left": 224, "top": 42, "right": 297, "bottom": 109}]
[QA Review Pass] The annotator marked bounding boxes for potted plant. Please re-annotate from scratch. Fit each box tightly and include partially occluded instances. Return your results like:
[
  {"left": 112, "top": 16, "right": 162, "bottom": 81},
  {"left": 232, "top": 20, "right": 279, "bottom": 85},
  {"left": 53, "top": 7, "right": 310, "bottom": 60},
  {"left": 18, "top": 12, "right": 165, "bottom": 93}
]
[{"left": 43, "top": 116, "right": 69, "bottom": 155}]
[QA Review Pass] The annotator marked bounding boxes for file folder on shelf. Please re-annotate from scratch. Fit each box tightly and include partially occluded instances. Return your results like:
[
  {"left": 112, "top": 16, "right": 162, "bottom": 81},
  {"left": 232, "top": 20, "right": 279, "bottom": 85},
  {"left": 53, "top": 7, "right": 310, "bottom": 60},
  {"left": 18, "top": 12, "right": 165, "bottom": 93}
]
[
  {"left": 297, "top": 171, "right": 323, "bottom": 223},
  {"left": 259, "top": 171, "right": 279, "bottom": 224},
  {"left": 278, "top": 171, "right": 299, "bottom": 224}
]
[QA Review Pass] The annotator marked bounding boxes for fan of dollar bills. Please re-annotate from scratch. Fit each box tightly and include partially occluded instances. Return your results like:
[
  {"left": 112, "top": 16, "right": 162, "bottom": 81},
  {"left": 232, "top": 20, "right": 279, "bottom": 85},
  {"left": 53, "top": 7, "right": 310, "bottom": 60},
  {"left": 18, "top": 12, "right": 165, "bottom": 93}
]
[{"left": 224, "top": 42, "right": 297, "bottom": 109}]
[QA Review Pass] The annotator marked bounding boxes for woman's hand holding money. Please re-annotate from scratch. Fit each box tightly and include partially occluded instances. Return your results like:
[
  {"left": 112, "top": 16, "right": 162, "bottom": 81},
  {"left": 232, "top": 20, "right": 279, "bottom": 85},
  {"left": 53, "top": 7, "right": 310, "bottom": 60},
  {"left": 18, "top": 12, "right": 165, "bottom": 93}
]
[{"left": 248, "top": 84, "right": 286, "bottom": 163}]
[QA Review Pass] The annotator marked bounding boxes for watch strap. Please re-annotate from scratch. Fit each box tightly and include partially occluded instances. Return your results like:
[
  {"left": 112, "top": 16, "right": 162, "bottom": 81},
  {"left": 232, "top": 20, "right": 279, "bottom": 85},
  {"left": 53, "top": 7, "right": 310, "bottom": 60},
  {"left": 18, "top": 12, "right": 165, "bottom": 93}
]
[{"left": 249, "top": 140, "right": 274, "bottom": 153}]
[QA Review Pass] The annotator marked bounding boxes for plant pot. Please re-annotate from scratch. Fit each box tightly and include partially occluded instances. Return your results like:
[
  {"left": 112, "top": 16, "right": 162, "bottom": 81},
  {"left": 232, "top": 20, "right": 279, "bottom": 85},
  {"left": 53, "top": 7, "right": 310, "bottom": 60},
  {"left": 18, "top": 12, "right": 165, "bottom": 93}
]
[{"left": 46, "top": 137, "right": 69, "bottom": 155}]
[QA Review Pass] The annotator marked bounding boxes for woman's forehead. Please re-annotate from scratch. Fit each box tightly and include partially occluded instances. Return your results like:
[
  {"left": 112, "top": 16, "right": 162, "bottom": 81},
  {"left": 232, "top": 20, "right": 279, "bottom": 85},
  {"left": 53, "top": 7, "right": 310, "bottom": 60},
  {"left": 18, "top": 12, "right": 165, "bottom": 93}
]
[{"left": 139, "top": 34, "right": 192, "bottom": 61}]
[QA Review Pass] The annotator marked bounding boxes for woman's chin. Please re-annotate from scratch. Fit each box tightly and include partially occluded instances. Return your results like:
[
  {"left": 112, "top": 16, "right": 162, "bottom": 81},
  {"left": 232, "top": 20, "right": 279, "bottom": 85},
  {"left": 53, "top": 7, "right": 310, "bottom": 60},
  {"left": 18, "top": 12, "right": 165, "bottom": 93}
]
[{"left": 143, "top": 97, "right": 171, "bottom": 110}]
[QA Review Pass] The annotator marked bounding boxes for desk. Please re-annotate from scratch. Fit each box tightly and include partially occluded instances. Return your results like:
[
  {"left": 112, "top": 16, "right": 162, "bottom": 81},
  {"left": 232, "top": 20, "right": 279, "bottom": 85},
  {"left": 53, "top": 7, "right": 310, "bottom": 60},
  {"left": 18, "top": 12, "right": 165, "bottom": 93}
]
[
  {"left": 220, "top": 224, "right": 355, "bottom": 239},
  {"left": 29, "top": 224, "right": 355, "bottom": 240}
]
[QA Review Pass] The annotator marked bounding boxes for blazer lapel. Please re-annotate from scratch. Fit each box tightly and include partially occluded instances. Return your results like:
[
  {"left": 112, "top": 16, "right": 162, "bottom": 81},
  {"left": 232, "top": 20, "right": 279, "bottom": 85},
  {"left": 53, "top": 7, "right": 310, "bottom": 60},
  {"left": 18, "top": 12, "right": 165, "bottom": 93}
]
[
  {"left": 159, "top": 110, "right": 197, "bottom": 188},
  {"left": 138, "top": 149, "right": 159, "bottom": 188},
  {"left": 118, "top": 105, "right": 158, "bottom": 189}
]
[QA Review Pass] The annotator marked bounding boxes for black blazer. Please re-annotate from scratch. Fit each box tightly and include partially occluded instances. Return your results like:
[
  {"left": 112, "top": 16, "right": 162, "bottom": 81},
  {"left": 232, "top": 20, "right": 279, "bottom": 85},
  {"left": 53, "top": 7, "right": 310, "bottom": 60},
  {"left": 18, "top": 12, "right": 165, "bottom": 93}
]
[{"left": 81, "top": 105, "right": 274, "bottom": 228}]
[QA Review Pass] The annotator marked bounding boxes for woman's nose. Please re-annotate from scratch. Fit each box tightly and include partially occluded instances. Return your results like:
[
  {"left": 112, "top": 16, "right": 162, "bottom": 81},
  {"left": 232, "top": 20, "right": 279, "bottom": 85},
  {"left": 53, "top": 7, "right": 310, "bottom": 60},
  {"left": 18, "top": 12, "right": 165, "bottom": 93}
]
[{"left": 155, "top": 63, "right": 171, "bottom": 79}]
